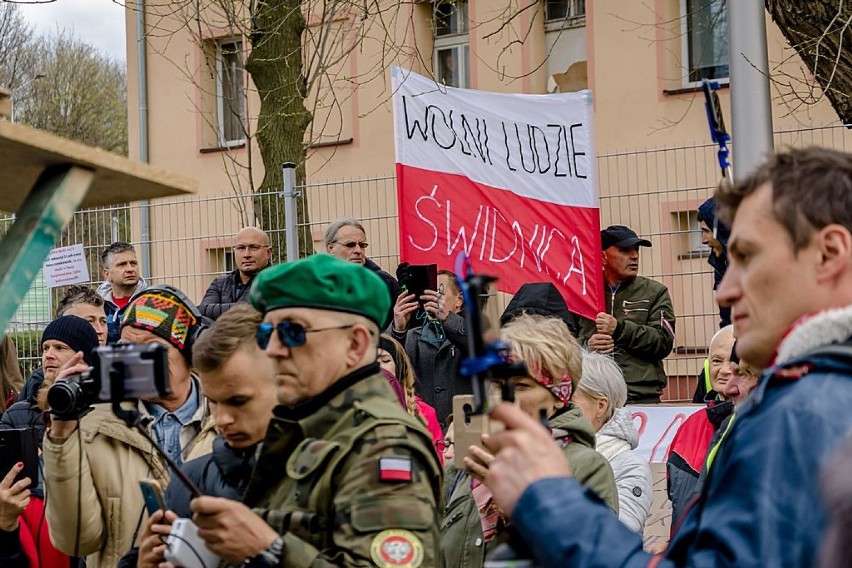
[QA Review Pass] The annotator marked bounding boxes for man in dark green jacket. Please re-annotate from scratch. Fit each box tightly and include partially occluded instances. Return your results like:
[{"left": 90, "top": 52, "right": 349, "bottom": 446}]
[
  {"left": 578, "top": 226, "right": 676, "bottom": 402},
  {"left": 189, "top": 255, "right": 443, "bottom": 567}
]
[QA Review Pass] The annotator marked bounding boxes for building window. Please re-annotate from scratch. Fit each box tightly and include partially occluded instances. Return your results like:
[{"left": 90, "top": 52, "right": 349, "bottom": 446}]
[
  {"left": 683, "top": 0, "right": 728, "bottom": 83},
  {"left": 433, "top": 1, "right": 469, "bottom": 88},
  {"left": 672, "top": 210, "right": 709, "bottom": 260},
  {"left": 545, "top": 0, "right": 586, "bottom": 28},
  {"left": 207, "top": 247, "right": 236, "bottom": 275},
  {"left": 215, "top": 40, "right": 245, "bottom": 147}
]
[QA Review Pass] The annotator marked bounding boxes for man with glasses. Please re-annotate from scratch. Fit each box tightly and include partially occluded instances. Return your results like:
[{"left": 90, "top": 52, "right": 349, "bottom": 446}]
[
  {"left": 323, "top": 216, "right": 401, "bottom": 328},
  {"left": 188, "top": 254, "right": 443, "bottom": 566},
  {"left": 200, "top": 227, "right": 272, "bottom": 320}
]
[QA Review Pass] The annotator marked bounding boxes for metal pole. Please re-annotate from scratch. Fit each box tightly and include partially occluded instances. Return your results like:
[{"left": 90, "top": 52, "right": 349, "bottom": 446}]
[
  {"left": 281, "top": 163, "right": 299, "bottom": 262},
  {"left": 137, "top": 0, "right": 152, "bottom": 279},
  {"left": 727, "top": 1, "right": 774, "bottom": 177}
]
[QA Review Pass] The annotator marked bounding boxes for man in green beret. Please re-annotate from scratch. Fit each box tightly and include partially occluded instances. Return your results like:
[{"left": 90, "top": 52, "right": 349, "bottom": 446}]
[{"left": 189, "top": 255, "right": 443, "bottom": 567}]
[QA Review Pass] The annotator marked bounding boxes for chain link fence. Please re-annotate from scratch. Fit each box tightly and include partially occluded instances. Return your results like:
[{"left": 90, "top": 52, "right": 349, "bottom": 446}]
[{"left": 5, "top": 124, "right": 850, "bottom": 399}]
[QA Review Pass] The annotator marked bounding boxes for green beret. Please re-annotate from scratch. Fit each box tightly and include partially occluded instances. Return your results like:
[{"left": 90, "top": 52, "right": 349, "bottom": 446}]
[{"left": 250, "top": 255, "right": 391, "bottom": 327}]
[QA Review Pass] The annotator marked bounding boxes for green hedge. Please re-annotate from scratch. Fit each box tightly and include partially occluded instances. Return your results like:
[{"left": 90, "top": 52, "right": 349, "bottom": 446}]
[{"left": 7, "top": 329, "right": 43, "bottom": 379}]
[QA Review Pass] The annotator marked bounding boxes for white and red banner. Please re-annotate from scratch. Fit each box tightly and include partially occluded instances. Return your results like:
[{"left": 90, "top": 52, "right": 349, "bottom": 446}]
[
  {"left": 391, "top": 67, "right": 602, "bottom": 319},
  {"left": 626, "top": 405, "right": 704, "bottom": 463}
]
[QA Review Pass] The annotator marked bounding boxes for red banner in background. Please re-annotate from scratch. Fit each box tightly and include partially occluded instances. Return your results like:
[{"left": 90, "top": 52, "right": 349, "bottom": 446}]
[{"left": 391, "top": 67, "right": 602, "bottom": 319}]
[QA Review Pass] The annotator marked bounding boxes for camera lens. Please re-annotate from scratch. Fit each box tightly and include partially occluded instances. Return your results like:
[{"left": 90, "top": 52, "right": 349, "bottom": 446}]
[{"left": 47, "top": 380, "right": 81, "bottom": 416}]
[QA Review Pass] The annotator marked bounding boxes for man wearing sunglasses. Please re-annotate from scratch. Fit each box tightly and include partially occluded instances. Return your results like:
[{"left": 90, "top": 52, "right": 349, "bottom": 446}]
[
  {"left": 199, "top": 227, "right": 273, "bottom": 320},
  {"left": 188, "top": 255, "right": 443, "bottom": 567}
]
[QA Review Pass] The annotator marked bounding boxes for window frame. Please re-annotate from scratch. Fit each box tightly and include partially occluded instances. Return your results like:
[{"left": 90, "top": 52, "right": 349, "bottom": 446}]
[
  {"left": 544, "top": 0, "right": 586, "bottom": 32},
  {"left": 679, "top": 0, "right": 729, "bottom": 88},
  {"left": 214, "top": 39, "right": 246, "bottom": 148},
  {"left": 433, "top": 0, "right": 470, "bottom": 89}
]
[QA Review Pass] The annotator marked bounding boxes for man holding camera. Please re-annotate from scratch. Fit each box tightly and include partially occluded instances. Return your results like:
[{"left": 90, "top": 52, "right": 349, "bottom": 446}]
[
  {"left": 42, "top": 287, "right": 216, "bottom": 567},
  {"left": 0, "top": 316, "right": 99, "bottom": 568},
  {"left": 189, "top": 255, "right": 443, "bottom": 566}
]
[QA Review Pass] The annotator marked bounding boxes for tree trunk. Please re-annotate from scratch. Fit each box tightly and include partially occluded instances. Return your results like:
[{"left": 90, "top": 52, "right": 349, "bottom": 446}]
[
  {"left": 766, "top": 1, "right": 852, "bottom": 126},
  {"left": 246, "top": 1, "right": 314, "bottom": 260}
]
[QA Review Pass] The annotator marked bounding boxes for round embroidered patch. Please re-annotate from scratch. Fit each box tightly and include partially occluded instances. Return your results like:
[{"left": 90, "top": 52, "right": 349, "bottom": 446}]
[
  {"left": 632, "top": 486, "right": 643, "bottom": 498},
  {"left": 370, "top": 529, "right": 424, "bottom": 568}
]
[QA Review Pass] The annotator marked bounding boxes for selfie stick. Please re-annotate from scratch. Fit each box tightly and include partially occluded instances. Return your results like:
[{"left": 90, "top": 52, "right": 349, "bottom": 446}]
[
  {"left": 109, "top": 363, "right": 203, "bottom": 499},
  {"left": 454, "top": 253, "right": 527, "bottom": 415}
]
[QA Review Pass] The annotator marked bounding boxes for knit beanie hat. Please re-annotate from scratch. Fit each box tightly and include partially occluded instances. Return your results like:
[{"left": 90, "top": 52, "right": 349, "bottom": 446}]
[
  {"left": 121, "top": 288, "right": 198, "bottom": 355},
  {"left": 42, "top": 315, "right": 100, "bottom": 365}
]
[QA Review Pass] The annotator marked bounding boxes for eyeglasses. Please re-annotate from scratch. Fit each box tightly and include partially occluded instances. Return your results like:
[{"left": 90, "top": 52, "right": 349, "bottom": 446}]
[
  {"left": 333, "top": 241, "right": 369, "bottom": 250},
  {"left": 436, "top": 438, "right": 454, "bottom": 452},
  {"left": 234, "top": 244, "right": 269, "bottom": 253},
  {"left": 256, "top": 321, "right": 354, "bottom": 349}
]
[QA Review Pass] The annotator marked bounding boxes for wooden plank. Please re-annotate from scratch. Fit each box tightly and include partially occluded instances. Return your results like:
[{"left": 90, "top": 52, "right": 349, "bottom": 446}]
[{"left": 0, "top": 120, "right": 196, "bottom": 212}]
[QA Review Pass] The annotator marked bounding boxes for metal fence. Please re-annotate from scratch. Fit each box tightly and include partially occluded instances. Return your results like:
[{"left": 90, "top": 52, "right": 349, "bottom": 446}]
[{"left": 5, "top": 123, "right": 851, "bottom": 399}]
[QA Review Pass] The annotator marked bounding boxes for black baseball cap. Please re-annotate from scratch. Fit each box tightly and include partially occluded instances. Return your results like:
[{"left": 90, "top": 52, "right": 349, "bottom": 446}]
[{"left": 600, "top": 225, "right": 652, "bottom": 250}]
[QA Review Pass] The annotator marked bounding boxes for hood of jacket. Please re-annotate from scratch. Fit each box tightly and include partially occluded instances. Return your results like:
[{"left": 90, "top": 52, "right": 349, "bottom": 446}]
[
  {"left": 598, "top": 407, "right": 639, "bottom": 449},
  {"left": 96, "top": 277, "right": 148, "bottom": 304},
  {"left": 697, "top": 197, "right": 731, "bottom": 249},
  {"left": 548, "top": 404, "right": 596, "bottom": 449},
  {"left": 212, "top": 436, "right": 257, "bottom": 491},
  {"left": 501, "top": 282, "right": 578, "bottom": 334},
  {"left": 775, "top": 304, "right": 852, "bottom": 365}
]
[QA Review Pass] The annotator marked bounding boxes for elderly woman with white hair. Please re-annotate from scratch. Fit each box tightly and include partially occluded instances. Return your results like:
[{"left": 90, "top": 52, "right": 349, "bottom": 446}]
[{"left": 573, "top": 351, "right": 654, "bottom": 532}]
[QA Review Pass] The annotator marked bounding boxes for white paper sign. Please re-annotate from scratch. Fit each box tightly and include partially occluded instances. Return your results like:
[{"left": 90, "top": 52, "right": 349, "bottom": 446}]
[
  {"left": 626, "top": 404, "right": 704, "bottom": 463},
  {"left": 43, "top": 244, "right": 90, "bottom": 288}
]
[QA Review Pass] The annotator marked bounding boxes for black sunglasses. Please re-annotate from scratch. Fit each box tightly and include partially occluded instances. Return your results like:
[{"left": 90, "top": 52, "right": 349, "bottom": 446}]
[
  {"left": 333, "top": 240, "right": 369, "bottom": 249},
  {"left": 256, "top": 321, "right": 354, "bottom": 349}
]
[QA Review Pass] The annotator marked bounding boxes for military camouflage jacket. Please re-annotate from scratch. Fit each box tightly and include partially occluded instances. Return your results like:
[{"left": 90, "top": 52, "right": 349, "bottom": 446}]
[{"left": 243, "top": 363, "right": 443, "bottom": 567}]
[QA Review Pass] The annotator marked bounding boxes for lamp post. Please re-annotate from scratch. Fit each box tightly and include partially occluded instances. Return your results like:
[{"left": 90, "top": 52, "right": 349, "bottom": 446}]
[{"left": 11, "top": 73, "right": 46, "bottom": 123}]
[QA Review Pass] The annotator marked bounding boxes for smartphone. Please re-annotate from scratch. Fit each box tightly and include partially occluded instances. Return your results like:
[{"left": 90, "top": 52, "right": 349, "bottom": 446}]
[
  {"left": 0, "top": 428, "right": 39, "bottom": 486},
  {"left": 397, "top": 263, "right": 438, "bottom": 303},
  {"left": 139, "top": 478, "right": 166, "bottom": 515},
  {"left": 452, "top": 395, "right": 504, "bottom": 466}
]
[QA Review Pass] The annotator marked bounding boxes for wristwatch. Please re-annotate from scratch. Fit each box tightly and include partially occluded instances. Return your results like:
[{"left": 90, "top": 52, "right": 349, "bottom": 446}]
[{"left": 245, "top": 535, "right": 284, "bottom": 567}]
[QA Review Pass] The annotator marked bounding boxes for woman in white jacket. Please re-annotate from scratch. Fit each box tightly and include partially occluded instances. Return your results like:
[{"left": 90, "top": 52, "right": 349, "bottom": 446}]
[{"left": 573, "top": 351, "right": 654, "bottom": 532}]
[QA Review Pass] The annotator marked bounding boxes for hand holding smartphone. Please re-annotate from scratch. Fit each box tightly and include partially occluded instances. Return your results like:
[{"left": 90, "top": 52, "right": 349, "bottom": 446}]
[
  {"left": 139, "top": 478, "right": 166, "bottom": 515},
  {"left": 0, "top": 428, "right": 39, "bottom": 486}
]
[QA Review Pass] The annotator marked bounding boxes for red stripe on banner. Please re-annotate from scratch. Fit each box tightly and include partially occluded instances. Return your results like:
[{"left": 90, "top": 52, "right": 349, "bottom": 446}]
[{"left": 397, "top": 164, "right": 603, "bottom": 320}]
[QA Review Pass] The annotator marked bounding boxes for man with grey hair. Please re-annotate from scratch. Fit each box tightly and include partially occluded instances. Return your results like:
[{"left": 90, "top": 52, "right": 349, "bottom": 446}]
[
  {"left": 323, "top": 216, "right": 400, "bottom": 327},
  {"left": 96, "top": 241, "right": 147, "bottom": 343}
]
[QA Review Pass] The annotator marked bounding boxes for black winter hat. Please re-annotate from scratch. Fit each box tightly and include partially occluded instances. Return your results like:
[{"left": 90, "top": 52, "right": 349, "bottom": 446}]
[{"left": 42, "top": 315, "right": 99, "bottom": 365}]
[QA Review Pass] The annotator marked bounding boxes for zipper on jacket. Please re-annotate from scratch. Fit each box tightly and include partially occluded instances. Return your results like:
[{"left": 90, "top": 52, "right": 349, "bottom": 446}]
[{"left": 441, "top": 510, "right": 464, "bottom": 531}]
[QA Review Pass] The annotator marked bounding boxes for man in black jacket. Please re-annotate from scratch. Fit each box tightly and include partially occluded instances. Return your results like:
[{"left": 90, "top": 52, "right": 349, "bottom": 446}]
[
  {"left": 199, "top": 227, "right": 272, "bottom": 320},
  {"left": 0, "top": 316, "right": 98, "bottom": 568},
  {"left": 127, "top": 304, "right": 278, "bottom": 567}
]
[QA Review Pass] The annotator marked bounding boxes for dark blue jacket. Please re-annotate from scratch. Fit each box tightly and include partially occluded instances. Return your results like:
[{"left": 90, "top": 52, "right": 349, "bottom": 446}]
[
  {"left": 697, "top": 198, "right": 730, "bottom": 328},
  {"left": 510, "top": 336, "right": 852, "bottom": 567}
]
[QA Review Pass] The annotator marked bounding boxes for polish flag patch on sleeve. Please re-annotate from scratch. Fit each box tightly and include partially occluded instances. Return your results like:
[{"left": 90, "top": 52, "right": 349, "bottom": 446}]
[{"left": 378, "top": 457, "right": 413, "bottom": 482}]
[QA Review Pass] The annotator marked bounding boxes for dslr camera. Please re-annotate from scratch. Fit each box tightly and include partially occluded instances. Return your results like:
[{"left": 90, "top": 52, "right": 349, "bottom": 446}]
[{"left": 47, "top": 343, "right": 170, "bottom": 419}]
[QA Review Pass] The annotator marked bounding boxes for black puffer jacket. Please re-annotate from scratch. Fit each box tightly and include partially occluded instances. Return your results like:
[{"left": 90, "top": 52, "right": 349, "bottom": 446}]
[
  {"left": 15, "top": 368, "right": 44, "bottom": 406},
  {"left": 364, "top": 258, "right": 401, "bottom": 329},
  {"left": 697, "top": 197, "right": 731, "bottom": 328},
  {"left": 165, "top": 435, "right": 257, "bottom": 518},
  {"left": 500, "top": 282, "right": 579, "bottom": 336},
  {"left": 198, "top": 269, "right": 256, "bottom": 320}
]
